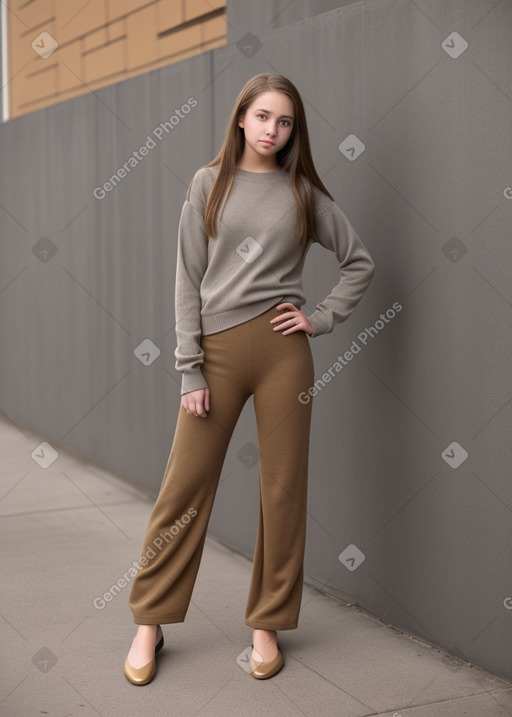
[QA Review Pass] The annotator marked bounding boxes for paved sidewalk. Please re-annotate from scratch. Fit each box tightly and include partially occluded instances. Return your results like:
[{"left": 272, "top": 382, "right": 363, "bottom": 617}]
[{"left": 1, "top": 413, "right": 512, "bottom": 717}]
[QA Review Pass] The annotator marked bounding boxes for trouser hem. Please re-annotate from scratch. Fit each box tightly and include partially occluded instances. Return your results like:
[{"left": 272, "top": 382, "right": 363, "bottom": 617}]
[
  {"left": 133, "top": 615, "right": 186, "bottom": 625},
  {"left": 245, "top": 620, "right": 298, "bottom": 630}
]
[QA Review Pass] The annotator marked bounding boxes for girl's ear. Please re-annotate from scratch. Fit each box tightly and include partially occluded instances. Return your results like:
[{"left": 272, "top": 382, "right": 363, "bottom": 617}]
[{"left": 237, "top": 113, "right": 245, "bottom": 128}]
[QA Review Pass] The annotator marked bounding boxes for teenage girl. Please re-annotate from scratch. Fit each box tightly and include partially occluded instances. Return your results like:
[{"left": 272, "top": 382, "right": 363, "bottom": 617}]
[{"left": 124, "top": 72, "right": 375, "bottom": 685}]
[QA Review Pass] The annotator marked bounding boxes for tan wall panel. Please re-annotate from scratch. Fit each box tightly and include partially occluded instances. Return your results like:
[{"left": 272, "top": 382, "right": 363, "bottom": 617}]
[
  {"left": 15, "top": 0, "right": 53, "bottom": 32},
  {"left": 21, "top": 65, "right": 57, "bottom": 103},
  {"left": 156, "top": 0, "right": 183, "bottom": 31},
  {"left": 83, "top": 26, "right": 107, "bottom": 52},
  {"left": 51, "top": 17, "right": 84, "bottom": 47},
  {"left": 11, "top": 27, "right": 41, "bottom": 74},
  {"left": 158, "top": 23, "right": 202, "bottom": 61},
  {"left": 202, "top": 15, "right": 225, "bottom": 43},
  {"left": 54, "top": 0, "right": 107, "bottom": 45},
  {"left": 126, "top": 3, "right": 158, "bottom": 70},
  {"left": 57, "top": 39, "right": 83, "bottom": 93},
  {"left": 185, "top": 0, "right": 215, "bottom": 22},
  {"left": 185, "top": 0, "right": 225, "bottom": 18},
  {"left": 108, "top": 0, "right": 155, "bottom": 23},
  {"left": 83, "top": 38, "right": 125, "bottom": 83},
  {"left": 6, "top": 0, "right": 226, "bottom": 119},
  {"left": 108, "top": 18, "right": 126, "bottom": 41},
  {"left": 9, "top": 21, "right": 58, "bottom": 114}
]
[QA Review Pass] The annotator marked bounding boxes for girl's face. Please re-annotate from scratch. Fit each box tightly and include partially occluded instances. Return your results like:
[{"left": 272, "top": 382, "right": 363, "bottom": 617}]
[{"left": 238, "top": 90, "right": 295, "bottom": 164}]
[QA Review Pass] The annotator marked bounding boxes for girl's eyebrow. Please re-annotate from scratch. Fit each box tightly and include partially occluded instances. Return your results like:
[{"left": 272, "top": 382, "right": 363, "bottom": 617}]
[{"left": 255, "top": 108, "right": 294, "bottom": 120}]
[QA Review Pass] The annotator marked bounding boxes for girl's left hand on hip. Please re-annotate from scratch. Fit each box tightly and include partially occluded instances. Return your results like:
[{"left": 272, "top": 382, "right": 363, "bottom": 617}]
[{"left": 270, "top": 302, "right": 314, "bottom": 336}]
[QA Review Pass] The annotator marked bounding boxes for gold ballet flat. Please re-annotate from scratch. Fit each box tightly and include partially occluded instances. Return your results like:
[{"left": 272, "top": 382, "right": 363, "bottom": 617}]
[
  {"left": 124, "top": 629, "right": 164, "bottom": 686},
  {"left": 249, "top": 646, "right": 284, "bottom": 680}
]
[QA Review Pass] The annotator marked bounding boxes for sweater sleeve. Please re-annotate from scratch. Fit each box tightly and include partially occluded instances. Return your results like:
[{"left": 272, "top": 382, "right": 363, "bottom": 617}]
[
  {"left": 174, "top": 181, "right": 210, "bottom": 395},
  {"left": 306, "top": 201, "right": 375, "bottom": 337}
]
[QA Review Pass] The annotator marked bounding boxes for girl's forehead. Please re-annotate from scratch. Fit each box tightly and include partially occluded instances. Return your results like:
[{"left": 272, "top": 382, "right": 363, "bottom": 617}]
[{"left": 250, "top": 90, "right": 294, "bottom": 113}]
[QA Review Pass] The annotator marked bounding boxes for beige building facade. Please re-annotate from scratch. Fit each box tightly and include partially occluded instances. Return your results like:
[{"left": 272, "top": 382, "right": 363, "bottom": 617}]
[{"left": 5, "top": 0, "right": 226, "bottom": 119}]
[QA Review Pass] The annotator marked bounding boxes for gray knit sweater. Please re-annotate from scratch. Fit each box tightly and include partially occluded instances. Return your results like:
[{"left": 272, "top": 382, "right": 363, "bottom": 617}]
[{"left": 175, "top": 165, "right": 375, "bottom": 394}]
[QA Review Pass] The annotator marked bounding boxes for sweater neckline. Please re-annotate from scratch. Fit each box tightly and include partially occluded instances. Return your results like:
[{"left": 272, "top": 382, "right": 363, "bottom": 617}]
[{"left": 235, "top": 167, "right": 287, "bottom": 181}]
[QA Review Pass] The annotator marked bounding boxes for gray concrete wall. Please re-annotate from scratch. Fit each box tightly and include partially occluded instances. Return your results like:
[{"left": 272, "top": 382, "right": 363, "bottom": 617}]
[
  {"left": 226, "top": 0, "right": 360, "bottom": 41},
  {"left": 1, "top": 0, "right": 511, "bottom": 680}
]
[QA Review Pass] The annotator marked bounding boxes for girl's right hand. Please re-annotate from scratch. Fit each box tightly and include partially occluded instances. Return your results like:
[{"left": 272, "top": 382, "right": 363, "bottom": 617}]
[{"left": 181, "top": 388, "right": 210, "bottom": 418}]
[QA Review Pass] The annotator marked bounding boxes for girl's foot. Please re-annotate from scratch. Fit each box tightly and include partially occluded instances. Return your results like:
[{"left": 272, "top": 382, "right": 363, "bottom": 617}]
[
  {"left": 126, "top": 624, "right": 162, "bottom": 669},
  {"left": 124, "top": 624, "right": 164, "bottom": 685},
  {"left": 251, "top": 628, "right": 278, "bottom": 664},
  {"left": 250, "top": 628, "right": 283, "bottom": 679}
]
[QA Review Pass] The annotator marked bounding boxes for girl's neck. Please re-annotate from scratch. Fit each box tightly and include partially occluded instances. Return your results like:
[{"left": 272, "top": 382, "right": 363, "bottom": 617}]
[{"left": 235, "top": 160, "right": 282, "bottom": 173}]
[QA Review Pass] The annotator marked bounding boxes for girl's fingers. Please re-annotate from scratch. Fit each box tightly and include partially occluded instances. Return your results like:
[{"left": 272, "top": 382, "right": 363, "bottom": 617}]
[
  {"left": 191, "top": 400, "right": 206, "bottom": 417},
  {"left": 270, "top": 316, "right": 289, "bottom": 326},
  {"left": 272, "top": 318, "right": 296, "bottom": 331},
  {"left": 271, "top": 303, "right": 297, "bottom": 323},
  {"left": 182, "top": 389, "right": 210, "bottom": 417},
  {"left": 281, "top": 323, "right": 305, "bottom": 335},
  {"left": 270, "top": 310, "right": 295, "bottom": 324},
  {"left": 271, "top": 311, "right": 313, "bottom": 336}
]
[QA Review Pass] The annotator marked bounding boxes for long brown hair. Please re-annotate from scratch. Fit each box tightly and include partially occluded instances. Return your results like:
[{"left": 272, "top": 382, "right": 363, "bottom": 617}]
[{"left": 186, "top": 73, "right": 334, "bottom": 251}]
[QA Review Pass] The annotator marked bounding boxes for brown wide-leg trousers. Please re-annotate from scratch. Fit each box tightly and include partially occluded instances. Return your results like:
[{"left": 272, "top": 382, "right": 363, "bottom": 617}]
[{"left": 128, "top": 305, "right": 315, "bottom": 630}]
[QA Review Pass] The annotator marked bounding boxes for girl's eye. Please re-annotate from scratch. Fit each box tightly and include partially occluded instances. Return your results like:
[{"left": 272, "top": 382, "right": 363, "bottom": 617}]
[{"left": 256, "top": 114, "right": 290, "bottom": 127}]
